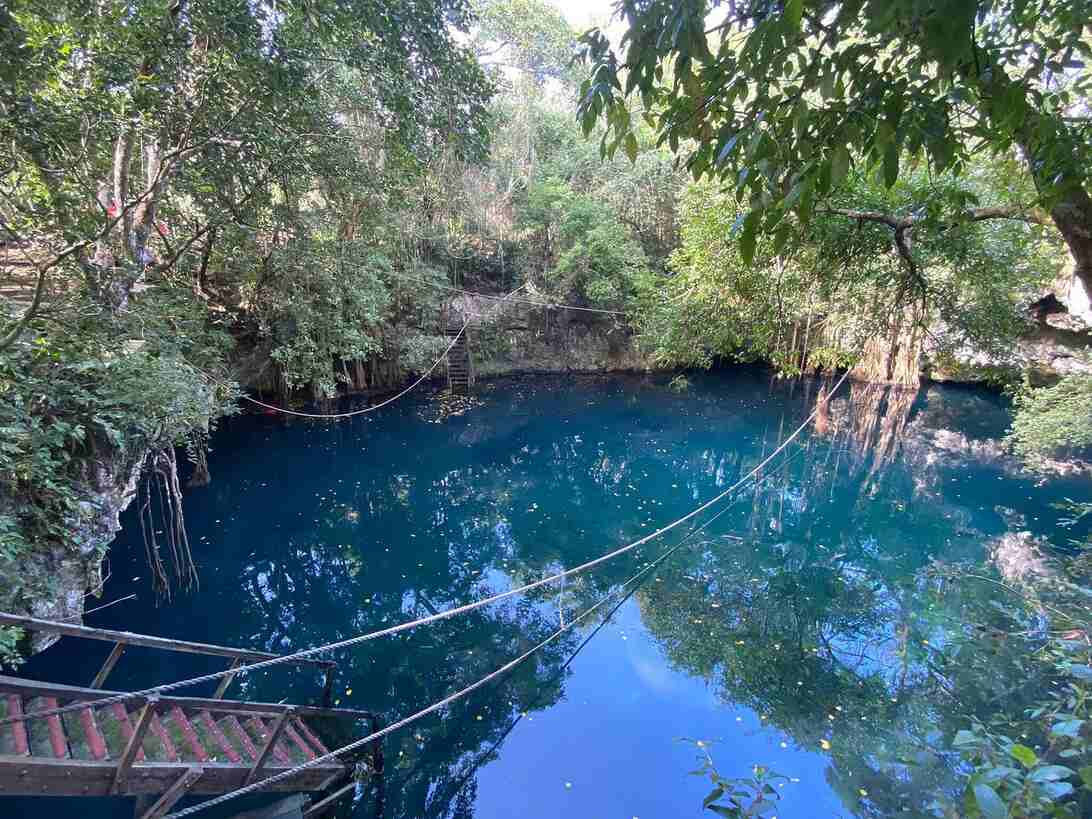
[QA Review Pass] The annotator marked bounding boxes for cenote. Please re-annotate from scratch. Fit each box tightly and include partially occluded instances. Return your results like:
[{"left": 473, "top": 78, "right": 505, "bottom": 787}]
[{"left": 7, "top": 370, "right": 1092, "bottom": 819}]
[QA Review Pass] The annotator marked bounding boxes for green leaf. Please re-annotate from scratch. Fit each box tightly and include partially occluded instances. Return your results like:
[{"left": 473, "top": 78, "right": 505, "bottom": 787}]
[
  {"left": 1029, "top": 765, "right": 1074, "bottom": 782},
  {"left": 1051, "top": 719, "right": 1083, "bottom": 738},
  {"left": 703, "top": 786, "right": 725, "bottom": 808},
  {"left": 1038, "top": 780, "right": 1074, "bottom": 800},
  {"left": 783, "top": 0, "right": 803, "bottom": 30},
  {"left": 706, "top": 805, "right": 740, "bottom": 818},
  {"left": 1078, "top": 765, "right": 1092, "bottom": 787},
  {"left": 1010, "top": 744, "right": 1038, "bottom": 768},
  {"left": 883, "top": 140, "right": 899, "bottom": 188},
  {"left": 953, "top": 730, "right": 980, "bottom": 748},
  {"left": 972, "top": 782, "right": 1007, "bottom": 819},
  {"left": 831, "top": 145, "right": 850, "bottom": 186},
  {"left": 624, "top": 132, "right": 638, "bottom": 163},
  {"left": 739, "top": 210, "right": 760, "bottom": 264},
  {"left": 1068, "top": 664, "right": 1092, "bottom": 680},
  {"left": 772, "top": 224, "right": 791, "bottom": 255}
]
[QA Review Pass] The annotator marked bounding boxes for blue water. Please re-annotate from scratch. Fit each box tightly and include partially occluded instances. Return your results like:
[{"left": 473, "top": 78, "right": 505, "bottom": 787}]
[{"left": 7, "top": 370, "right": 1091, "bottom": 818}]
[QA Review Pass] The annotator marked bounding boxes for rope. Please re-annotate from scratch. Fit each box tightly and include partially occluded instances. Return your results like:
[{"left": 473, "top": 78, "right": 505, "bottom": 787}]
[
  {"left": 164, "top": 462, "right": 775, "bottom": 819},
  {"left": 240, "top": 282, "right": 526, "bottom": 419},
  {"left": 241, "top": 317, "right": 469, "bottom": 419},
  {"left": 0, "top": 369, "right": 848, "bottom": 728}
]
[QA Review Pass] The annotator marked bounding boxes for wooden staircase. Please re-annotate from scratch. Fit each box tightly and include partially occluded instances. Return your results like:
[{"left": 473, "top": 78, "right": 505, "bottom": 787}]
[
  {"left": 0, "top": 614, "right": 380, "bottom": 817},
  {"left": 446, "top": 319, "right": 471, "bottom": 394}
]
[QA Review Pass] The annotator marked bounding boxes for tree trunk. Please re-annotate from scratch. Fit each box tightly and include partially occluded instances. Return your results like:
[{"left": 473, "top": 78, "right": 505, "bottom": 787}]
[{"left": 1048, "top": 186, "right": 1092, "bottom": 323}]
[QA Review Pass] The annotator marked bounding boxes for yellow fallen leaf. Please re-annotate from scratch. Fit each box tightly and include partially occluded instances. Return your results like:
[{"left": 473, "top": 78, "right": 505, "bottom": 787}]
[{"left": 820, "top": 739, "right": 831, "bottom": 750}]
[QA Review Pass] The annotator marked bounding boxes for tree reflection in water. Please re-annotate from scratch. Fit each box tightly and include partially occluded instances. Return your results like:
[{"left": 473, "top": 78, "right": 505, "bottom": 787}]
[{"left": 35, "top": 371, "right": 1089, "bottom": 819}]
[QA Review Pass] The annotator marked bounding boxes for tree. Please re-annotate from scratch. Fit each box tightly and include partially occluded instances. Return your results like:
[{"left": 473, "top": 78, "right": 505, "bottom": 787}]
[
  {"left": 637, "top": 157, "right": 1060, "bottom": 379},
  {"left": 0, "top": 0, "right": 490, "bottom": 327},
  {"left": 471, "top": 0, "right": 577, "bottom": 83},
  {"left": 577, "top": 0, "right": 1092, "bottom": 313}
]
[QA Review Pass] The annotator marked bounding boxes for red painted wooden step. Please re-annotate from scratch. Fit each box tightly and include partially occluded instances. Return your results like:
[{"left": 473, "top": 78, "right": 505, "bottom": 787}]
[
  {"left": 41, "top": 698, "right": 69, "bottom": 759},
  {"left": 109, "top": 702, "right": 144, "bottom": 761},
  {"left": 221, "top": 715, "right": 259, "bottom": 761},
  {"left": 77, "top": 705, "right": 108, "bottom": 760},
  {"left": 282, "top": 721, "right": 316, "bottom": 761},
  {"left": 148, "top": 712, "right": 179, "bottom": 762},
  {"left": 169, "top": 706, "right": 208, "bottom": 762},
  {"left": 196, "top": 711, "right": 241, "bottom": 763},
  {"left": 246, "top": 717, "right": 291, "bottom": 765},
  {"left": 3, "top": 695, "right": 29, "bottom": 756},
  {"left": 292, "top": 718, "right": 330, "bottom": 756}
]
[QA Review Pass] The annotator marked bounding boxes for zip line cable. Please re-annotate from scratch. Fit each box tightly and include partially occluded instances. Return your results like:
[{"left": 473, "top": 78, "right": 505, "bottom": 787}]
[
  {"left": 1, "top": 369, "right": 849, "bottom": 729},
  {"left": 239, "top": 282, "right": 527, "bottom": 419},
  {"left": 164, "top": 458, "right": 789, "bottom": 819}
]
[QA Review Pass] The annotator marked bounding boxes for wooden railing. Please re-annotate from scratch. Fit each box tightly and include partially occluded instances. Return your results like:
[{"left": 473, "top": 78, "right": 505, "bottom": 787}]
[
  {"left": 0, "top": 674, "right": 381, "bottom": 801},
  {"left": 0, "top": 612, "right": 338, "bottom": 705}
]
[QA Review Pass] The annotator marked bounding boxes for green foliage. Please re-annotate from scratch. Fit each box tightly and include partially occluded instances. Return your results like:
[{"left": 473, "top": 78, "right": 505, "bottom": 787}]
[
  {"left": 253, "top": 246, "right": 391, "bottom": 396},
  {"left": 0, "top": 0, "right": 497, "bottom": 636},
  {"left": 519, "top": 177, "right": 650, "bottom": 309},
  {"left": 0, "top": 286, "right": 237, "bottom": 626},
  {"left": 1009, "top": 374, "right": 1092, "bottom": 463},
  {"left": 929, "top": 528, "right": 1092, "bottom": 818},
  {"left": 553, "top": 192, "right": 649, "bottom": 309},
  {"left": 471, "top": 0, "right": 576, "bottom": 84},
  {"left": 683, "top": 739, "right": 787, "bottom": 818},
  {"left": 577, "top": 0, "right": 1092, "bottom": 256},
  {"left": 635, "top": 156, "right": 1059, "bottom": 376}
]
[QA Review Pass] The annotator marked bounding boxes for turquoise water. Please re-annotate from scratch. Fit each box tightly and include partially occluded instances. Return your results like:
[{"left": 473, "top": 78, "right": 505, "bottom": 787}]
[{"left": 8, "top": 370, "right": 1092, "bottom": 818}]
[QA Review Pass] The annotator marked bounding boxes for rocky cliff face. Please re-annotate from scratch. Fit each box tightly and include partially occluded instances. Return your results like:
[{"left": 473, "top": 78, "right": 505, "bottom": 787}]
[
  {"left": 451, "top": 294, "right": 650, "bottom": 377},
  {"left": 4, "top": 447, "right": 145, "bottom": 652},
  {"left": 924, "top": 306, "right": 1092, "bottom": 386}
]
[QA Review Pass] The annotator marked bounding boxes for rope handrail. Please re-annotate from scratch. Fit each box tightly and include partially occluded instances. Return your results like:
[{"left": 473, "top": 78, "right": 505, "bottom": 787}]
[
  {"left": 240, "top": 282, "right": 526, "bottom": 419},
  {"left": 241, "top": 316, "right": 469, "bottom": 419},
  {"left": 163, "top": 456, "right": 780, "bottom": 818},
  {"left": 0, "top": 368, "right": 848, "bottom": 730}
]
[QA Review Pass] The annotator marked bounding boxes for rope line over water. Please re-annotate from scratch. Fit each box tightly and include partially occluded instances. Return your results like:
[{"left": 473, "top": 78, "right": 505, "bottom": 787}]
[
  {"left": 241, "top": 317, "right": 469, "bottom": 419},
  {"left": 163, "top": 466, "right": 775, "bottom": 818},
  {"left": 240, "top": 282, "right": 526, "bottom": 419},
  {"left": 0, "top": 369, "right": 848, "bottom": 729}
]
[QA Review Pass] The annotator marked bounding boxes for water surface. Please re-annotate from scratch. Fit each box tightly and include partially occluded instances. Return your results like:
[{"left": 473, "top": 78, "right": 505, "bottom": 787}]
[{"left": 9, "top": 370, "right": 1091, "bottom": 818}]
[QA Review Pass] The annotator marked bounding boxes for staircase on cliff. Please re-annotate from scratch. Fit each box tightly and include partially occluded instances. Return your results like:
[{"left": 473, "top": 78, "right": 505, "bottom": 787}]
[{"left": 446, "top": 318, "right": 471, "bottom": 394}]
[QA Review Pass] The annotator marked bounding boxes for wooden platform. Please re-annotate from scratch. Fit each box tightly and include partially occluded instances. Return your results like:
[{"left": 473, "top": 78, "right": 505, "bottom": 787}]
[
  {"left": 0, "top": 675, "right": 368, "bottom": 796},
  {"left": 0, "top": 614, "right": 380, "bottom": 817}
]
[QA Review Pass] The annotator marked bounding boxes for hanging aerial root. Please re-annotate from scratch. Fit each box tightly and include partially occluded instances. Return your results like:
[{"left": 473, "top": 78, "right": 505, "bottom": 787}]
[{"left": 139, "top": 447, "right": 199, "bottom": 602}]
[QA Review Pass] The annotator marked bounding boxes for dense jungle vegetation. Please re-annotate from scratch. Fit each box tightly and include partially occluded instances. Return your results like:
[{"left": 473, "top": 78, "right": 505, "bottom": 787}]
[{"left": 1, "top": 1, "right": 1092, "bottom": 815}]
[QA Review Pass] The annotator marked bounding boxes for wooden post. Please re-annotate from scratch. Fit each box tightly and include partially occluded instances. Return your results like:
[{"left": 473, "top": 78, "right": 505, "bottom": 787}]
[
  {"left": 302, "top": 780, "right": 355, "bottom": 817},
  {"left": 112, "top": 697, "right": 157, "bottom": 794},
  {"left": 245, "top": 709, "right": 293, "bottom": 786},
  {"left": 212, "top": 658, "right": 242, "bottom": 700},
  {"left": 138, "top": 765, "right": 203, "bottom": 819},
  {"left": 91, "top": 641, "right": 127, "bottom": 689}
]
